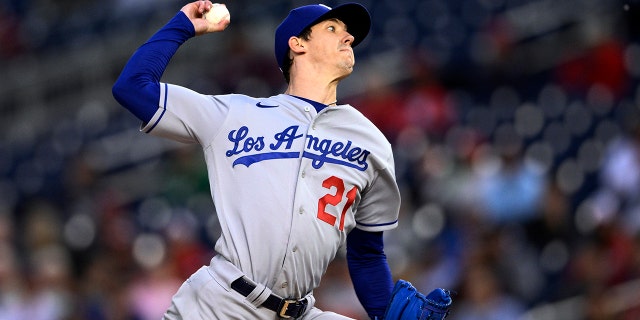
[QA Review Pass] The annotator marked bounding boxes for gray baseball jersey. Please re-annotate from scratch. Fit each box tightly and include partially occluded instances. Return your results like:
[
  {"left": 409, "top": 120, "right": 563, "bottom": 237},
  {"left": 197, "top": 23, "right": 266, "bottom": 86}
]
[{"left": 143, "top": 83, "right": 400, "bottom": 299}]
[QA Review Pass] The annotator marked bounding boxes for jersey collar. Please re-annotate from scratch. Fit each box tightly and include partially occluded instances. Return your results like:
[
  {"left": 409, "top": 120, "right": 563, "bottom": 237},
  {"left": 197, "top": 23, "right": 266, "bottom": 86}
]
[{"left": 287, "top": 94, "right": 330, "bottom": 113}]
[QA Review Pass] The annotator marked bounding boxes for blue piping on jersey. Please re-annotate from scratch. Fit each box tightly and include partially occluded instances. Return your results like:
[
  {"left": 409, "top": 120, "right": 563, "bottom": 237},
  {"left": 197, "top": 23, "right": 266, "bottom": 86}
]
[
  {"left": 355, "top": 219, "right": 398, "bottom": 228},
  {"left": 145, "top": 83, "right": 169, "bottom": 133}
]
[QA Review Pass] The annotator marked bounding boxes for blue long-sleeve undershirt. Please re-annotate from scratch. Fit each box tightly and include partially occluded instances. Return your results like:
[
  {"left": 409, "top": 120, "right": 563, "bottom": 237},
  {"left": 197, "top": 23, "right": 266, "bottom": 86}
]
[
  {"left": 347, "top": 228, "right": 393, "bottom": 319},
  {"left": 112, "top": 12, "right": 195, "bottom": 123}
]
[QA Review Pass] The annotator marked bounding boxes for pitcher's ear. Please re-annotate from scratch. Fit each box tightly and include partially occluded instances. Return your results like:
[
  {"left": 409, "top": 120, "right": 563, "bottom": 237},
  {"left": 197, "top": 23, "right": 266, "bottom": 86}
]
[{"left": 288, "top": 36, "right": 306, "bottom": 54}]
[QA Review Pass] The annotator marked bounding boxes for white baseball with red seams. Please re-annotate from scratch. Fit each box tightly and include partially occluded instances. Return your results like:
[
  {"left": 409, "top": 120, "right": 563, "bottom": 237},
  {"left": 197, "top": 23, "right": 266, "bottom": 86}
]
[{"left": 204, "top": 3, "right": 230, "bottom": 24}]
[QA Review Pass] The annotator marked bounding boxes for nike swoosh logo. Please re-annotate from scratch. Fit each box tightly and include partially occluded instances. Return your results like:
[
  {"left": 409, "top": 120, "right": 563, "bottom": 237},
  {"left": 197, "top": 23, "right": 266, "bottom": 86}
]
[{"left": 256, "top": 102, "right": 279, "bottom": 108}]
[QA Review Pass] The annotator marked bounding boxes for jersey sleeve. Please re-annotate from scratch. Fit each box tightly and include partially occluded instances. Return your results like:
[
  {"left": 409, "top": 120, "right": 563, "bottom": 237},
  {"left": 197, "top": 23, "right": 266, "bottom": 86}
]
[
  {"left": 141, "top": 83, "right": 231, "bottom": 146},
  {"left": 354, "top": 154, "right": 401, "bottom": 232}
]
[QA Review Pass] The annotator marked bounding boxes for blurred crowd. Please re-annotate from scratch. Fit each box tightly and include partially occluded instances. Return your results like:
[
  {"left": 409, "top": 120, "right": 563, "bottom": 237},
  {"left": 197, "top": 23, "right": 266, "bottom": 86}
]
[{"left": 2, "top": 0, "right": 640, "bottom": 319}]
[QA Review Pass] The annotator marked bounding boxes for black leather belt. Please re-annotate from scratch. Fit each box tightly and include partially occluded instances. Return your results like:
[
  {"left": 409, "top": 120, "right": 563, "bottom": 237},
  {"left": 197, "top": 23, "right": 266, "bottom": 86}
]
[{"left": 231, "top": 277, "right": 308, "bottom": 319}]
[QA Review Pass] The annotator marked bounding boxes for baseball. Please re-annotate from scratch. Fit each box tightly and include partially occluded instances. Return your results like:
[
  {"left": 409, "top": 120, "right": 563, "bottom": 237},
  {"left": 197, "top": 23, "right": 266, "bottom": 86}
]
[{"left": 204, "top": 3, "right": 230, "bottom": 24}]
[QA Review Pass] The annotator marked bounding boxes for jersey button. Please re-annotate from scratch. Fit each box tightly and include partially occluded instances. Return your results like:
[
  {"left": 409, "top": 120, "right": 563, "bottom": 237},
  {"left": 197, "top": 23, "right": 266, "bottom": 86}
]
[
  {"left": 301, "top": 171, "right": 306, "bottom": 178},
  {"left": 292, "top": 246, "right": 298, "bottom": 252},
  {"left": 304, "top": 106, "right": 310, "bottom": 112},
  {"left": 281, "top": 282, "right": 288, "bottom": 288}
]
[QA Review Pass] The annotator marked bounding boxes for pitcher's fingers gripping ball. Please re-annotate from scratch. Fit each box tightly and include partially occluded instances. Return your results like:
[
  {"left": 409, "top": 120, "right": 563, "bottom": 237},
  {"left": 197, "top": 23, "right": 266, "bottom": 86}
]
[
  {"left": 203, "top": 3, "right": 230, "bottom": 24},
  {"left": 383, "top": 280, "right": 453, "bottom": 320}
]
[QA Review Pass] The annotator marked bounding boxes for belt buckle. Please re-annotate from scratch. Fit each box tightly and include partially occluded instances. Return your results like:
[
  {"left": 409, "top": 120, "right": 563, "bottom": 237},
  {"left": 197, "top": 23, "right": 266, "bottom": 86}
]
[
  {"left": 278, "top": 299, "right": 306, "bottom": 319},
  {"left": 278, "top": 299, "right": 295, "bottom": 318},
  {"left": 278, "top": 300, "right": 296, "bottom": 319}
]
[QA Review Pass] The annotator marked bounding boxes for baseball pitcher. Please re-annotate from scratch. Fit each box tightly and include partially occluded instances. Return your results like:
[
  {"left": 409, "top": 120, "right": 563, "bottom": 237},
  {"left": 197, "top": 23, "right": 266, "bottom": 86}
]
[{"left": 112, "top": 1, "right": 452, "bottom": 319}]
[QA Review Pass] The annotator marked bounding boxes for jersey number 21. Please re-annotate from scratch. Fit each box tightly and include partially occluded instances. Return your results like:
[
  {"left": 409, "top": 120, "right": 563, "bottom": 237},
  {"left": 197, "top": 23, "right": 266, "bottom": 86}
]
[{"left": 317, "top": 176, "right": 357, "bottom": 231}]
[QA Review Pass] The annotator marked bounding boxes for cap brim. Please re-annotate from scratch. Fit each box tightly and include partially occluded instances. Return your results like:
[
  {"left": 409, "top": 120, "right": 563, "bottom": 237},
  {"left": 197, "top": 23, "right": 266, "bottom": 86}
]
[{"left": 312, "top": 3, "right": 371, "bottom": 47}]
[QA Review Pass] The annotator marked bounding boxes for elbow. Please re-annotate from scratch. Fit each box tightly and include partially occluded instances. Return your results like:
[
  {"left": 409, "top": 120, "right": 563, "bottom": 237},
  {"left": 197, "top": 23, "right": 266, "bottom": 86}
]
[
  {"left": 111, "top": 74, "right": 159, "bottom": 123},
  {"left": 112, "top": 76, "right": 130, "bottom": 107}
]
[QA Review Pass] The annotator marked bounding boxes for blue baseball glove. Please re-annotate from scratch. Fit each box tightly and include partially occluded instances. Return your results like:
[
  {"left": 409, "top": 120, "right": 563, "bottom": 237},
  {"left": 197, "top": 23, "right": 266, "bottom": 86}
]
[{"left": 383, "top": 280, "right": 453, "bottom": 320}]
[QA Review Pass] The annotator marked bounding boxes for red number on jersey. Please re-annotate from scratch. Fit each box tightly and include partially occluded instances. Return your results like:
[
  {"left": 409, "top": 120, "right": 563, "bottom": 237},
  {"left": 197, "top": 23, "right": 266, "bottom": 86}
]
[{"left": 317, "top": 176, "right": 357, "bottom": 231}]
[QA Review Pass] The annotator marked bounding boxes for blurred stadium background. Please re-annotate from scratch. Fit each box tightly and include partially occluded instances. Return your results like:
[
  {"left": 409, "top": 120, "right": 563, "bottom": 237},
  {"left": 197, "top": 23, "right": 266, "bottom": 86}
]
[{"left": 1, "top": 0, "right": 640, "bottom": 319}]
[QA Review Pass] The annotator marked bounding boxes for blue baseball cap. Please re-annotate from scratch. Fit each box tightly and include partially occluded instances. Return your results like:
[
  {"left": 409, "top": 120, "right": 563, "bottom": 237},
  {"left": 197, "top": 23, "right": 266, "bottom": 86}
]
[{"left": 274, "top": 3, "right": 371, "bottom": 70}]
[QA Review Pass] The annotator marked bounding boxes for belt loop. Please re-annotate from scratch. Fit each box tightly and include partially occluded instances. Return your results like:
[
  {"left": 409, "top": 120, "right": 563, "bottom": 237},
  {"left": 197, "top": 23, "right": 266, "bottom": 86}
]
[
  {"left": 245, "top": 281, "right": 273, "bottom": 308},
  {"left": 304, "top": 293, "right": 315, "bottom": 310}
]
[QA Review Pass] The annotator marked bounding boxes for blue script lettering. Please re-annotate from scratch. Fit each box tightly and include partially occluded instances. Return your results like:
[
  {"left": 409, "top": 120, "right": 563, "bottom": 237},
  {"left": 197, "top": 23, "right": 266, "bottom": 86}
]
[
  {"left": 225, "top": 126, "right": 370, "bottom": 170},
  {"left": 305, "top": 135, "right": 369, "bottom": 171},
  {"left": 225, "top": 126, "right": 265, "bottom": 157},
  {"left": 270, "top": 125, "right": 303, "bottom": 150}
]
